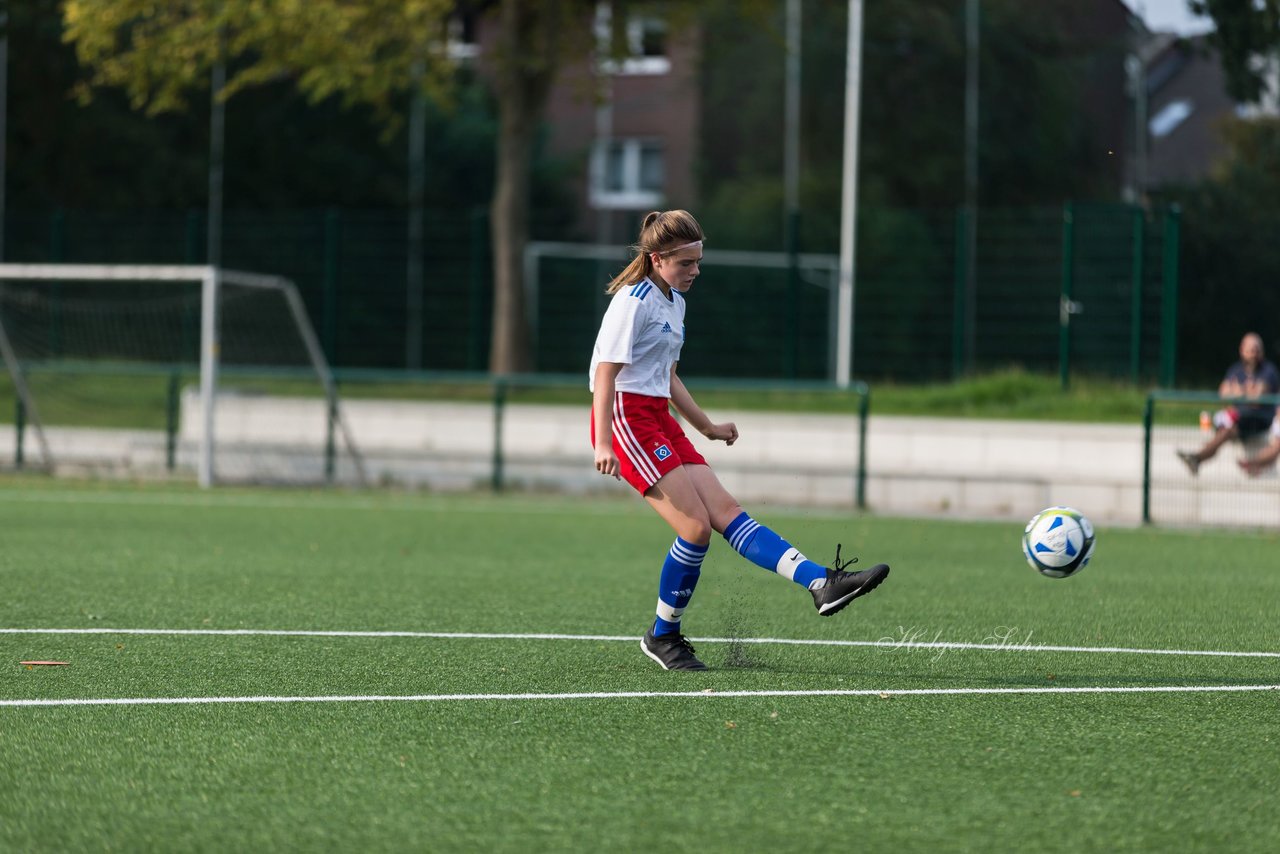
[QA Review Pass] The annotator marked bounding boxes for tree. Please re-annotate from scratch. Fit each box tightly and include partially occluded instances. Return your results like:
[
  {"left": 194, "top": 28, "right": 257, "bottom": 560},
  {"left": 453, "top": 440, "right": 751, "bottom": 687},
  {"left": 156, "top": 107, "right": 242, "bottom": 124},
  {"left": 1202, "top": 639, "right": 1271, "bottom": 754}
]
[
  {"left": 60, "top": 0, "right": 606, "bottom": 375},
  {"left": 482, "top": 0, "right": 703, "bottom": 373},
  {"left": 1162, "top": 117, "right": 1280, "bottom": 382},
  {"left": 451, "top": 0, "right": 705, "bottom": 373},
  {"left": 10, "top": 2, "right": 505, "bottom": 212},
  {"left": 485, "top": 0, "right": 591, "bottom": 374},
  {"left": 62, "top": 0, "right": 455, "bottom": 120},
  {"left": 7, "top": 0, "right": 209, "bottom": 210},
  {"left": 61, "top": 0, "right": 462, "bottom": 357},
  {"left": 698, "top": 0, "right": 1127, "bottom": 253},
  {"left": 1190, "top": 0, "right": 1280, "bottom": 104}
]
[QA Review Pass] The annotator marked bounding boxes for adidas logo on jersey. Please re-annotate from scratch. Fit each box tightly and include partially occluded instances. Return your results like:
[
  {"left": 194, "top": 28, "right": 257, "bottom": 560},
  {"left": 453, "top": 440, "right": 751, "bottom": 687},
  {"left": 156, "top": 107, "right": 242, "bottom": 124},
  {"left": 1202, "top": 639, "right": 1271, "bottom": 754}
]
[{"left": 660, "top": 321, "right": 672, "bottom": 333}]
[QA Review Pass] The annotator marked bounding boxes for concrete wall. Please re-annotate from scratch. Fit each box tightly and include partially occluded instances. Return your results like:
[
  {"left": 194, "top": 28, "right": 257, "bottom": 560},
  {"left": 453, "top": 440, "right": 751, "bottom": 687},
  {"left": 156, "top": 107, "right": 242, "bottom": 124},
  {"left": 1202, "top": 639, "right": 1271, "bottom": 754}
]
[{"left": 4, "top": 394, "right": 1275, "bottom": 528}]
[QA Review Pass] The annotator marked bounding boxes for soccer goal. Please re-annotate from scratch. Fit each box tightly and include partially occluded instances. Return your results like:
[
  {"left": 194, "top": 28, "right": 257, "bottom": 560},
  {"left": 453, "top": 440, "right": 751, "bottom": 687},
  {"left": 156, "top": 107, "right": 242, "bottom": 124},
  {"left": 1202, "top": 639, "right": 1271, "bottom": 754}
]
[{"left": 0, "top": 264, "right": 366, "bottom": 487}]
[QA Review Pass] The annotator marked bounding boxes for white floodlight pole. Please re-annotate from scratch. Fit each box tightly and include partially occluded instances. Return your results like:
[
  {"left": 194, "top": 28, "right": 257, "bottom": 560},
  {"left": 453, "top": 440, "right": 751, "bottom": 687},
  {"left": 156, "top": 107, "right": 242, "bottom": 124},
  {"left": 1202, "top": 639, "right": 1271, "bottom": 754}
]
[
  {"left": 1, "top": 9, "right": 8, "bottom": 263},
  {"left": 198, "top": 266, "right": 219, "bottom": 487},
  {"left": 407, "top": 59, "right": 426, "bottom": 370},
  {"left": 963, "top": 0, "right": 980, "bottom": 373},
  {"left": 784, "top": 0, "right": 801, "bottom": 219},
  {"left": 836, "top": 0, "right": 864, "bottom": 387}
]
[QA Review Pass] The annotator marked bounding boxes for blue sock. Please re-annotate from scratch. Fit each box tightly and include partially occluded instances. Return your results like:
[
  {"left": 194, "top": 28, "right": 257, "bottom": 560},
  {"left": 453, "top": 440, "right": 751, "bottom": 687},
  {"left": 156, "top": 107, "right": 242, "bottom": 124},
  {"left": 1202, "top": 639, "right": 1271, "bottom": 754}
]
[
  {"left": 652, "top": 537, "right": 708, "bottom": 637},
  {"left": 723, "top": 512, "right": 828, "bottom": 589}
]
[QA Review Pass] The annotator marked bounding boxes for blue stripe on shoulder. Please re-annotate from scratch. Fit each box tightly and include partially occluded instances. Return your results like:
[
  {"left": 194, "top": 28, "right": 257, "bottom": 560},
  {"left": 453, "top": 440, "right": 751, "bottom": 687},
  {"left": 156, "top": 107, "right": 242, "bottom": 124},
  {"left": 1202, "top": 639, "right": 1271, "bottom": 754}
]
[{"left": 629, "top": 282, "right": 652, "bottom": 300}]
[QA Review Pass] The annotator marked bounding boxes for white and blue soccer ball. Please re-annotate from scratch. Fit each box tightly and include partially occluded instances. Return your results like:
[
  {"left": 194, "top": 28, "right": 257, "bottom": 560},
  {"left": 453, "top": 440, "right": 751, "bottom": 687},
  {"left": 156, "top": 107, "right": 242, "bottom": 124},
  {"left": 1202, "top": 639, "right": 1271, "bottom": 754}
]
[{"left": 1022, "top": 506, "right": 1096, "bottom": 579}]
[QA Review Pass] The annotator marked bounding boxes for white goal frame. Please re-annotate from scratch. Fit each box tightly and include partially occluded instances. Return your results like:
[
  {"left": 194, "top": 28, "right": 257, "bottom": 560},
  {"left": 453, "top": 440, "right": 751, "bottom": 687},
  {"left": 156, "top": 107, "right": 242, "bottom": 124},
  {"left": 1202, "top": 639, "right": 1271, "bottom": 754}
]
[{"left": 0, "top": 263, "right": 366, "bottom": 487}]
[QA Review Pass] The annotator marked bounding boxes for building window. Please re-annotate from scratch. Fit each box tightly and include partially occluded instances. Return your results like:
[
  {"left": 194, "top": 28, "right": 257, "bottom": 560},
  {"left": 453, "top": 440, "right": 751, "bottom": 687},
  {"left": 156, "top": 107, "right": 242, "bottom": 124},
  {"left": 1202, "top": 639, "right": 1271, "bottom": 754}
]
[
  {"left": 446, "top": 7, "right": 481, "bottom": 61},
  {"left": 596, "top": 2, "right": 672, "bottom": 76},
  {"left": 631, "top": 16, "right": 668, "bottom": 58},
  {"left": 1149, "top": 99, "right": 1192, "bottom": 138},
  {"left": 591, "top": 139, "right": 665, "bottom": 209}
]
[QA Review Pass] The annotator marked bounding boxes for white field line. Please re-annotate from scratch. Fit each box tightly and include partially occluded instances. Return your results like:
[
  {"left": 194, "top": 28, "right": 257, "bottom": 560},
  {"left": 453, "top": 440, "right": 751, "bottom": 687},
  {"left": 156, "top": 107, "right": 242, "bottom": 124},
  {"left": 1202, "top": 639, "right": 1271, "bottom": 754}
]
[
  {"left": 3, "top": 627, "right": 1280, "bottom": 659},
  {"left": 3, "top": 684, "right": 1279, "bottom": 708}
]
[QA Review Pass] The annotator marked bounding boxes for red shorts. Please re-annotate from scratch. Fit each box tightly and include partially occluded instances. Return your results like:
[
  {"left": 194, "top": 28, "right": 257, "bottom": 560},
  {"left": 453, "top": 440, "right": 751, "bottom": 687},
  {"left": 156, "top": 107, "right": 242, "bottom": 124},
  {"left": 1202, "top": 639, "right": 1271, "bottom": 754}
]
[{"left": 590, "top": 392, "right": 707, "bottom": 495}]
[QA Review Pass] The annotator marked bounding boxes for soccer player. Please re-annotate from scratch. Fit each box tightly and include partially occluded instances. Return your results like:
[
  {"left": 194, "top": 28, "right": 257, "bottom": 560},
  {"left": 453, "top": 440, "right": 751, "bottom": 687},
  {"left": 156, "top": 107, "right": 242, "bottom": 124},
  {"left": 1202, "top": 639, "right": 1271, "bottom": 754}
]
[
  {"left": 589, "top": 210, "right": 890, "bottom": 671},
  {"left": 1177, "top": 332, "right": 1280, "bottom": 475}
]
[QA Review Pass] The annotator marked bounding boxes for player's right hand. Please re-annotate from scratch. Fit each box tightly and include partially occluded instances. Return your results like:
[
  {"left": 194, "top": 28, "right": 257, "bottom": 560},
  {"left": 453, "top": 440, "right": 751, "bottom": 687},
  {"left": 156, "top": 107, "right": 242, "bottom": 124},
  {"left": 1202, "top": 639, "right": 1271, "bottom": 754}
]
[{"left": 595, "top": 447, "right": 620, "bottom": 479}]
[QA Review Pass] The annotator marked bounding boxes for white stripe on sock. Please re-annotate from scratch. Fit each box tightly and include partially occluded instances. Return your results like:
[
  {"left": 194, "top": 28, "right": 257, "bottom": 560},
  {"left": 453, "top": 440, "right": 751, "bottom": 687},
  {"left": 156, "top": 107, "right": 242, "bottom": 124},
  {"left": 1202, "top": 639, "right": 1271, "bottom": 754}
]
[
  {"left": 670, "top": 541, "right": 707, "bottom": 566},
  {"left": 656, "top": 600, "right": 686, "bottom": 623},
  {"left": 728, "top": 519, "right": 759, "bottom": 552},
  {"left": 776, "top": 547, "right": 804, "bottom": 581}
]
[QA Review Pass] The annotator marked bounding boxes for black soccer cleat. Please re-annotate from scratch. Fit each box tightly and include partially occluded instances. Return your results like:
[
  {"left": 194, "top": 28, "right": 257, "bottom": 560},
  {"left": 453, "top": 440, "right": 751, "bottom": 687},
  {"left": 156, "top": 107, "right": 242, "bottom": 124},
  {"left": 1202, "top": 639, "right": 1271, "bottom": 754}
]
[
  {"left": 641, "top": 628, "right": 709, "bottom": 671},
  {"left": 811, "top": 544, "right": 890, "bottom": 617}
]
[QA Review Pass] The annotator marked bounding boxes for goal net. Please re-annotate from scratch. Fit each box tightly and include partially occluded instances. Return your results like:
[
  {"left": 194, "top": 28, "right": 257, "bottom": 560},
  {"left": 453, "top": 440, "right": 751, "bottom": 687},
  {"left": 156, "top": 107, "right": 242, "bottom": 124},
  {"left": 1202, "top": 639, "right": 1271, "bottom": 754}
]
[{"left": 0, "top": 264, "right": 366, "bottom": 487}]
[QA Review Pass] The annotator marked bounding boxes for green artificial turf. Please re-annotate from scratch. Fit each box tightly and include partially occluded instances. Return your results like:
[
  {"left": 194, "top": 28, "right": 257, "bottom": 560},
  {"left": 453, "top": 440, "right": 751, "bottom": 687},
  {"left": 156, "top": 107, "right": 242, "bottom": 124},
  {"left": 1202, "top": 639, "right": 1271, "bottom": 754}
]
[{"left": 2, "top": 482, "right": 1279, "bottom": 852}]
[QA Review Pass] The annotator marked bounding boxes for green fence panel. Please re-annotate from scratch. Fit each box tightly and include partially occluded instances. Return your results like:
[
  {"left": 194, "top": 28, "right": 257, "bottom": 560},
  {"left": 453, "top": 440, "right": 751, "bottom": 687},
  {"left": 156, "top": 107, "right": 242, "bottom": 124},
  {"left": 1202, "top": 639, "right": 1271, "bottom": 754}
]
[
  {"left": 3, "top": 203, "right": 1178, "bottom": 382},
  {"left": 854, "top": 208, "right": 958, "bottom": 381}
]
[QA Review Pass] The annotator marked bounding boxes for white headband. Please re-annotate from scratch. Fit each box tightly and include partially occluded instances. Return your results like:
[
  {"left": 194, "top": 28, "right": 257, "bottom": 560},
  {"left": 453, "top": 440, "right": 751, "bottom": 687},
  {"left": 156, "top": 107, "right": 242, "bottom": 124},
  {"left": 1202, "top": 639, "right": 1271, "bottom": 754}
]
[{"left": 657, "top": 240, "right": 703, "bottom": 256}]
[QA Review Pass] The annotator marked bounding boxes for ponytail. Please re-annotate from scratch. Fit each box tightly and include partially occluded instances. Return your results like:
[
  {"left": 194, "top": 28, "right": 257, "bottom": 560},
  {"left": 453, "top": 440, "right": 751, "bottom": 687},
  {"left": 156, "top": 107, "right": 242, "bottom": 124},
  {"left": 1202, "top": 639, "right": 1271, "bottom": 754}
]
[{"left": 605, "top": 210, "right": 705, "bottom": 294}]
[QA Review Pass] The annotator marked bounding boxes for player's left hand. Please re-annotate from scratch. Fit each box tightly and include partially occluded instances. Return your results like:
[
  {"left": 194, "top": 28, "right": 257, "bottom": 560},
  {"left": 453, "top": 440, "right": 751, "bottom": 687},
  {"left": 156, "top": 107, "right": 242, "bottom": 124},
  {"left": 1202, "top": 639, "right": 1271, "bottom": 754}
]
[{"left": 706, "top": 422, "right": 738, "bottom": 446}]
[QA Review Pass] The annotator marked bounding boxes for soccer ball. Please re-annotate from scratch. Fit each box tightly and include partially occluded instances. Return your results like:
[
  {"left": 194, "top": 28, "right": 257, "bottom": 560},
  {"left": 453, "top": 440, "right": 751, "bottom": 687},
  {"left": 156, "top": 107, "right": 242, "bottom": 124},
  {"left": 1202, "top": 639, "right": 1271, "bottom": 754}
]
[{"left": 1022, "top": 506, "right": 1096, "bottom": 579}]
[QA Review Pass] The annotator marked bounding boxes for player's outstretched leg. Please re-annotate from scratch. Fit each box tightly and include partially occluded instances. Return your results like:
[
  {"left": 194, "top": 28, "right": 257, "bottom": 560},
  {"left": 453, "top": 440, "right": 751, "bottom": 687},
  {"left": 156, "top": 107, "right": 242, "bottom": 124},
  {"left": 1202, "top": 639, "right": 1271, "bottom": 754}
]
[
  {"left": 722, "top": 511, "right": 889, "bottom": 614},
  {"left": 810, "top": 544, "right": 889, "bottom": 617}
]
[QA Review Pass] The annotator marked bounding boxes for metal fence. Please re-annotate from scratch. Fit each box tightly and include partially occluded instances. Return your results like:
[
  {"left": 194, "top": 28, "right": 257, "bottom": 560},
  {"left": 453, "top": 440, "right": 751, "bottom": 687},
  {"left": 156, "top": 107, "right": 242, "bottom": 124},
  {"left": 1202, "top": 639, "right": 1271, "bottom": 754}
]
[
  {"left": 1143, "top": 391, "right": 1280, "bottom": 527},
  {"left": 4, "top": 203, "right": 1180, "bottom": 383},
  {"left": 1, "top": 367, "right": 872, "bottom": 507}
]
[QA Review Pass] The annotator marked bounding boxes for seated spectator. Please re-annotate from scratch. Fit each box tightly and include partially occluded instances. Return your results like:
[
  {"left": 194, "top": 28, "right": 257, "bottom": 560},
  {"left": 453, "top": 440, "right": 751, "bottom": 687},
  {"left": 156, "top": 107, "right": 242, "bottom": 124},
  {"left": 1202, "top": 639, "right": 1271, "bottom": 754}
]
[
  {"left": 1239, "top": 410, "right": 1280, "bottom": 477},
  {"left": 1177, "top": 332, "right": 1280, "bottom": 475}
]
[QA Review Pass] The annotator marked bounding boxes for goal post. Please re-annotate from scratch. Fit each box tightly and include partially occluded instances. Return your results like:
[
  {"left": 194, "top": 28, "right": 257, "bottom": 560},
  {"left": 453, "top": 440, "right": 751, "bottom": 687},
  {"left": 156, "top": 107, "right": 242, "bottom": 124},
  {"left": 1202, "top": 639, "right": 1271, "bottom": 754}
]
[
  {"left": 0, "top": 263, "right": 366, "bottom": 487},
  {"left": 0, "top": 302, "right": 53, "bottom": 469}
]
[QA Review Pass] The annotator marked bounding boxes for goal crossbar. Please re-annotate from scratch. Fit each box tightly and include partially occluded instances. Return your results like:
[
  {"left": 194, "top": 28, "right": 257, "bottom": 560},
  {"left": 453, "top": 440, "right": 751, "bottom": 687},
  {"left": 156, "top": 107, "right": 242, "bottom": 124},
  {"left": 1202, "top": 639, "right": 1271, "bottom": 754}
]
[{"left": 0, "top": 263, "right": 366, "bottom": 487}]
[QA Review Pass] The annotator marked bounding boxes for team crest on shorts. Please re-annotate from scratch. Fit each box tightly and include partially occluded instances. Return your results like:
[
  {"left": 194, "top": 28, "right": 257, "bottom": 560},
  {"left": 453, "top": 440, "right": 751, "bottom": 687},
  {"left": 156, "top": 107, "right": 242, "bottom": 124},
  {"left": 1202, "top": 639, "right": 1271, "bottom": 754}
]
[{"left": 653, "top": 444, "right": 672, "bottom": 461}]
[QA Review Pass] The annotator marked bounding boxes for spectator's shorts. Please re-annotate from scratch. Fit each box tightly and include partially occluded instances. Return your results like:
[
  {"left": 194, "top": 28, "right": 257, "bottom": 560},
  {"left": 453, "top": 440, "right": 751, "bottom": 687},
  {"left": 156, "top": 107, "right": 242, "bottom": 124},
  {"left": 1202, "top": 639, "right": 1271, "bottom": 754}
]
[{"left": 1218, "top": 405, "right": 1277, "bottom": 440}]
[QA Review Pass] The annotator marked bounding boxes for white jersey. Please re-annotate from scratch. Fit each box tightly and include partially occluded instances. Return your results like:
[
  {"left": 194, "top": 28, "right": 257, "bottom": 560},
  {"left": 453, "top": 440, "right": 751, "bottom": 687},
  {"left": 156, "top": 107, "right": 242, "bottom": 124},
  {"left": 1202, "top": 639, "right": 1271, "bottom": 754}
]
[{"left": 589, "top": 277, "right": 686, "bottom": 398}]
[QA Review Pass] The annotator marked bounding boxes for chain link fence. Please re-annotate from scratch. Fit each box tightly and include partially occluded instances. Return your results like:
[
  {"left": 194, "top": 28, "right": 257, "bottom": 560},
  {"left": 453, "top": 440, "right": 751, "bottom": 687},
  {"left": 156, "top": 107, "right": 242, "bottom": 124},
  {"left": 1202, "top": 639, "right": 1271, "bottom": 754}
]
[{"left": 3, "top": 203, "right": 1180, "bottom": 384}]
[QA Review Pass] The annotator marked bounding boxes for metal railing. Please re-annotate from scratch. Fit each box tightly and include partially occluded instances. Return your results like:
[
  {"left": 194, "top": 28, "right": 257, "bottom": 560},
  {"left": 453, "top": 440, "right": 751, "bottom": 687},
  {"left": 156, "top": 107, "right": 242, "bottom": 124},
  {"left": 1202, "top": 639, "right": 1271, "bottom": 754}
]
[
  {"left": 1143, "top": 390, "right": 1280, "bottom": 527},
  {"left": 5, "top": 365, "right": 873, "bottom": 508}
]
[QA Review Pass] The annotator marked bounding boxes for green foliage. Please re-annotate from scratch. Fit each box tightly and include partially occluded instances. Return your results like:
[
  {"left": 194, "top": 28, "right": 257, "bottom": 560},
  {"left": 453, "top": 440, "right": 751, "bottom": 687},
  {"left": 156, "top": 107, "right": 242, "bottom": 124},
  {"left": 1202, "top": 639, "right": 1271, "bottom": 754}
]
[
  {"left": 7, "top": 10, "right": 578, "bottom": 212},
  {"left": 62, "top": 0, "right": 457, "bottom": 126},
  {"left": 1160, "top": 117, "right": 1280, "bottom": 385},
  {"left": 1190, "top": 0, "right": 1280, "bottom": 104},
  {"left": 7, "top": 0, "right": 211, "bottom": 209},
  {"left": 697, "top": 0, "right": 1126, "bottom": 248},
  {"left": 691, "top": 369, "right": 1152, "bottom": 422},
  {"left": 870, "top": 368, "right": 1151, "bottom": 421},
  {"left": 698, "top": 177, "right": 791, "bottom": 251},
  {"left": 975, "top": 0, "right": 1120, "bottom": 204},
  {"left": 853, "top": 207, "right": 954, "bottom": 367}
]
